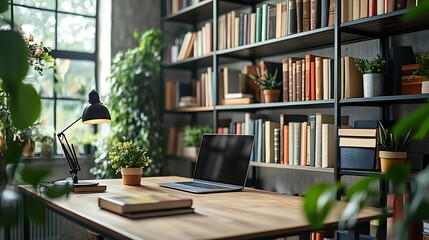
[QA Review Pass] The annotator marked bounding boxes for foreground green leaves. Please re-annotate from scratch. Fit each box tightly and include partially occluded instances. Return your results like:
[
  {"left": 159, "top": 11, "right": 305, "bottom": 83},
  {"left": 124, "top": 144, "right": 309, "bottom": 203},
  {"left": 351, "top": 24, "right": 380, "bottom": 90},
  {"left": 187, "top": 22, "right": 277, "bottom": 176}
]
[{"left": 0, "top": 31, "right": 29, "bottom": 87}]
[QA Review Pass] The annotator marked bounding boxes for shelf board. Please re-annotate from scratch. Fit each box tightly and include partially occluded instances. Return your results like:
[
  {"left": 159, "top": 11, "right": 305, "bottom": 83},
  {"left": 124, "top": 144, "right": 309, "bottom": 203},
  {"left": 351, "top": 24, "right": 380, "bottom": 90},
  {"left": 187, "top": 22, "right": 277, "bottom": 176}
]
[
  {"left": 162, "top": 54, "right": 214, "bottom": 69},
  {"left": 339, "top": 170, "right": 384, "bottom": 177},
  {"left": 250, "top": 162, "right": 334, "bottom": 173},
  {"left": 216, "top": 99, "right": 335, "bottom": 111},
  {"left": 162, "top": 0, "right": 259, "bottom": 24},
  {"left": 216, "top": 27, "right": 335, "bottom": 59},
  {"left": 339, "top": 94, "right": 429, "bottom": 106},
  {"left": 341, "top": 9, "right": 429, "bottom": 38},
  {"left": 166, "top": 106, "right": 215, "bottom": 113}
]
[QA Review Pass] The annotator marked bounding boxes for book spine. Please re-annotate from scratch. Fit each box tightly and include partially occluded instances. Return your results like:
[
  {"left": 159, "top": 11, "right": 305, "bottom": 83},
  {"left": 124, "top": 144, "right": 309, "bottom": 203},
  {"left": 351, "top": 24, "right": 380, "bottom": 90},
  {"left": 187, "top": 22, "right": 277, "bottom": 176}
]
[
  {"left": 288, "top": 122, "right": 294, "bottom": 165},
  {"left": 268, "top": 5, "right": 277, "bottom": 40},
  {"left": 250, "top": 13, "right": 256, "bottom": 44},
  {"left": 283, "top": 125, "right": 289, "bottom": 164},
  {"left": 302, "top": 59, "right": 306, "bottom": 101},
  {"left": 360, "top": 0, "right": 368, "bottom": 19},
  {"left": 239, "top": 13, "right": 244, "bottom": 46},
  {"left": 315, "top": 113, "right": 322, "bottom": 168},
  {"left": 300, "top": 122, "right": 308, "bottom": 166},
  {"left": 323, "top": 58, "right": 329, "bottom": 100},
  {"left": 288, "top": 0, "right": 297, "bottom": 35},
  {"left": 261, "top": 4, "right": 268, "bottom": 42},
  {"left": 310, "top": 0, "right": 320, "bottom": 30},
  {"left": 293, "top": 122, "right": 300, "bottom": 165},
  {"left": 292, "top": 62, "right": 297, "bottom": 102},
  {"left": 315, "top": 57, "right": 323, "bottom": 100},
  {"left": 274, "top": 128, "right": 280, "bottom": 163},
  {"left": 309, "top": 115, "right": 316, "bottom": 167},
  {"left": 289, "top": 58, "right": 294, "bottom": 101},
  {"left": 353, "top": 0, "right": 360, "bottom": 20},
  {"left": 368, "top": 0, "right": 377, "bottom": 17},
  {"left": 328, "top": 0, "right": 335, "bottom": 26},
  {"left": 256, "top": 7, "right": 262, "bottom": 42},
  {"left": 282, "top": 58, "right": 290, "bottom": 102},
  {"left": 296, "top": 0, "right": 303, "bottom": 33},
  {"left": 377, "top": 0, "right": 384, "bottom": 15},
  {"left": 296, "top": 60, "right": 302, "bottom": 101},
  {"left": 321, "top": 0, "right": 329, "bottom": 28},
  {"left": 303, "top": 0, "right": 310, "bottom": 31},
  {"left": 279, "top": 115, "right": 285, "bottom": 164}
]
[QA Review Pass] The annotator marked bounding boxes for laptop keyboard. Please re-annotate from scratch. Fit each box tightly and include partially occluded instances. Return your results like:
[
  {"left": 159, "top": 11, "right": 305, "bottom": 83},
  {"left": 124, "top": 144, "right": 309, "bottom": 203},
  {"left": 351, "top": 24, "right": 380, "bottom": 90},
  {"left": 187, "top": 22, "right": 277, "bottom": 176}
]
[{"left": 178, "top": 181, "right": 228, "bottom": 190}]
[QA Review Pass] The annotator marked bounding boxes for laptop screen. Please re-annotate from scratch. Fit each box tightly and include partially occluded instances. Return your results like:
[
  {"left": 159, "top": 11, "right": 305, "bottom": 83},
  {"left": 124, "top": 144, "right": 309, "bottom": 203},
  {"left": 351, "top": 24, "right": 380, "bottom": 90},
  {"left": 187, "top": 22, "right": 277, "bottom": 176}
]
[{"left": 193, "top": 134, "right": 254, "bottom": 186}]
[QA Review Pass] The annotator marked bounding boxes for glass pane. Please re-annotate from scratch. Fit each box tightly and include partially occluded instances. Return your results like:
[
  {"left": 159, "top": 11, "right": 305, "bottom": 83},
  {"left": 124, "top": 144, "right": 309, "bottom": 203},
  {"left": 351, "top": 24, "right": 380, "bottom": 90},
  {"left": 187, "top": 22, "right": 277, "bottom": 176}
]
[
  {"left": 59, "top": 0, "right": 97, "bottom": 16},
  {"left": 55, "top": 59, "right": 96, "bottom": 98},
  {"left": 34, "top": 99, "right": 55, "bottom": 154},
  {"left": 57, "top": 13, "right": 96, "bottom": 52},
  {"left": 14, "top": 0, "right": 56, "bottom": 10},
  {"left": 14, "top": 6, "right": 55, "bottom": 48},
  {"left": 56, "top": 99, "right": 94, "bottom": 155},
  {"left": 24, "top": 67, "right": 55, "bottom": 98},
  {"left": 0, "top": 6, "right": 11, "bottom": 30}
]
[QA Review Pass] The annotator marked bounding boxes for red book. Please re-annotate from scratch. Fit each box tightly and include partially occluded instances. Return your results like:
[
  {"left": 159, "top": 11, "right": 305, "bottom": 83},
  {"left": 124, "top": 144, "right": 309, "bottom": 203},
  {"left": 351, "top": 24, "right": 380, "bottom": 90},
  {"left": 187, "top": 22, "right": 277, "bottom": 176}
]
[
  {"left": 368, "top": 0, "right": 377, "bottom": 17},
  {"left": 305, "top": 54, "right": 318, "bottom": 101}
]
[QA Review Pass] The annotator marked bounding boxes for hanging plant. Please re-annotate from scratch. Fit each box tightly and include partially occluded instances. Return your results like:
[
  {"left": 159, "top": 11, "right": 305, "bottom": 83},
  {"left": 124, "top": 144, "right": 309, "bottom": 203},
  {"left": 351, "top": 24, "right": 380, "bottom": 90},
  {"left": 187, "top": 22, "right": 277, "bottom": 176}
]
[{"left": 92, "top": 29, "right": 166, "bottom": 178}]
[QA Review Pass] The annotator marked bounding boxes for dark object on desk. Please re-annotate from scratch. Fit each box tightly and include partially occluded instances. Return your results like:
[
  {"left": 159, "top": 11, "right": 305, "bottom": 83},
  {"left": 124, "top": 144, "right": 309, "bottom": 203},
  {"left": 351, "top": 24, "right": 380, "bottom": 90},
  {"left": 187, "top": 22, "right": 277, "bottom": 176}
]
[
  {"left": 160, "top": 134, "right": 254, "bottom": 193},
  {"left": 57, "top": 90, "right": 111, "bottom": 187},
  {"left": 73, "top": 185, "right": 107, "bottom": 193},
  {"left": 123, "top": 208, "right": 195, "bottom": 219},
  {"left": 98, "top": 193, "right": 193, "bottom": 217}
]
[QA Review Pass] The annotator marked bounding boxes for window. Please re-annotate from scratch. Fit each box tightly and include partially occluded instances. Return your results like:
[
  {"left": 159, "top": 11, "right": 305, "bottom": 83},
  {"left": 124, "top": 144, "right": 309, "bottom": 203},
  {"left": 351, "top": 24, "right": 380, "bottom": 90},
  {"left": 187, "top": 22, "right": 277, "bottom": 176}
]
[{"left": 6, "top": 0, "right": 99, "bottom": 154}]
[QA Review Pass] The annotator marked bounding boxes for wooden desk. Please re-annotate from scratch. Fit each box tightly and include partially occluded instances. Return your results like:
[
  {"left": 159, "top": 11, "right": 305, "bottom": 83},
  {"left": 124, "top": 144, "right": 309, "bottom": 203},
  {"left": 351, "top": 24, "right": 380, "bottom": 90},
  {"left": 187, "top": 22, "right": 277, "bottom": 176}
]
[{"left": 19, "top": 176, "right": 381, "bottom": 240}]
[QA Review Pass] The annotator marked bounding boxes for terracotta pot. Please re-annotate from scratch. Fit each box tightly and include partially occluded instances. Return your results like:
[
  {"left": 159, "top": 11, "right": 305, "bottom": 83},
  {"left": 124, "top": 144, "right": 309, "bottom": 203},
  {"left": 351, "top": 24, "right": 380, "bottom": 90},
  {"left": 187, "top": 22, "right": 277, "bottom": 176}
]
[
  {"left": 379, "top": 151, "right": 407, "bottom": 173},
  {"left": 121, "top": 167, "right": 143, "bottom": 186},
  {"left": 263, "top": 89, "right": 280, "bottom": 103}
]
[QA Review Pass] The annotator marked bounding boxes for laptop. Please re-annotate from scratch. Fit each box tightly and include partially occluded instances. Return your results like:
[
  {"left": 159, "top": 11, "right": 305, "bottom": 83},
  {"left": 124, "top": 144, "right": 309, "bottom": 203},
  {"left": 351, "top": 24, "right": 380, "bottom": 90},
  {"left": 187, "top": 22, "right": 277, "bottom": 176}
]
[{"left": 160, "top": 134, "right": 254, "bottom": 194}]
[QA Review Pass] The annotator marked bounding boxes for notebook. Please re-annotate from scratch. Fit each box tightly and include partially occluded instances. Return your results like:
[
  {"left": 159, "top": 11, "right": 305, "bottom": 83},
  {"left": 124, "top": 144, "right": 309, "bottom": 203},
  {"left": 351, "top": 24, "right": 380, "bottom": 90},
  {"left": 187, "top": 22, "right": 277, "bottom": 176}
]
[{"left": 160, "top": 134, "right": 254, "bottom": 194}]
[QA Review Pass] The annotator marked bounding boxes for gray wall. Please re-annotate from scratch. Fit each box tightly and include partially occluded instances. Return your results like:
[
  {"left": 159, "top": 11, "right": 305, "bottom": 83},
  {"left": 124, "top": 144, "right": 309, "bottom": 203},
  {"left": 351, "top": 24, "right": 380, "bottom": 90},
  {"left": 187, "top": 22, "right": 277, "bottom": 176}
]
[{"left": 111, "top": 0, "right": 161, "bottom": 55}]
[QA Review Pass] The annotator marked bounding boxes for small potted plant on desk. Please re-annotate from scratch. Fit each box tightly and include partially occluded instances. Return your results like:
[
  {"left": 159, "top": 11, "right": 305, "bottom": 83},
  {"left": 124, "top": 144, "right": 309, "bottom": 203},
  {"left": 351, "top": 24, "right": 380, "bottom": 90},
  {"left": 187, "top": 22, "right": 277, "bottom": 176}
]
[
  {"left": 183, "top": 126, "right": 213, "bottom": 159},
  {"left": 355, "top": 55, "right": 386, "bottom": 97},
  {"left": 248, "top": 68, "right": 281, "bottom": 103},
  {"left": 108, "top": 140, "right": 151, "bottom": 186},
  {"left": 377, "top": 121, "right": 413, "bottom": 172}
]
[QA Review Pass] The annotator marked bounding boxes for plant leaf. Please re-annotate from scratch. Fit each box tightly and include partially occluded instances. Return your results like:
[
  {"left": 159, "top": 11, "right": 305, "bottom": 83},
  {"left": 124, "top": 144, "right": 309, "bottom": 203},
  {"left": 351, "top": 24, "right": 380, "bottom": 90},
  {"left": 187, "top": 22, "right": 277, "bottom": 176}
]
[
  {"left": 404, "top": 1, "right": 429, "bottom": 22},
  {"left": 393, "top": 103, "right": 429, "bottom": 140},
  {"left": 303, "top": 183, "right": 341, "bottom": 229},
  {"left": 0, "top": 31, "right": 29, "bottom": 89},
  {"left": 4, "top": 140, "right": 23, "bottom": 165},
  {"left": 9, "top": 83, "right": 41, "bottom": 129},
  {"left": 0, "top": 0, "right": 8, "bottom": 13},
  {"left": 17, "top": 166, "right": 51, "bottom": 188},
  {"left": 45, "top": 184, "right": 71, "bottom": 198}
]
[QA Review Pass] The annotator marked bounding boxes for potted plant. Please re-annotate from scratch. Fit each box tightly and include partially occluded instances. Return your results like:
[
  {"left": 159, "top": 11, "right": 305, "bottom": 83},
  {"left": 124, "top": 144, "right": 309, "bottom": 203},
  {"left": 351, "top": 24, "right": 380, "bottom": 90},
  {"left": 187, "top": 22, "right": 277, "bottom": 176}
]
[
  {"left": 377, "top": 122, "right": 413, "bottom": 172},
  {"left": 182, "top": 126, "right": 213, "bottom": 158},
  {"left": 355, "top": 55, "right": 386, "bottom": 97},
  {"left": 248, "top": 68, "right": 281, "bottom": 103},
  {"left": 108, "top": 141, "right": 151, "bottom": 186}
]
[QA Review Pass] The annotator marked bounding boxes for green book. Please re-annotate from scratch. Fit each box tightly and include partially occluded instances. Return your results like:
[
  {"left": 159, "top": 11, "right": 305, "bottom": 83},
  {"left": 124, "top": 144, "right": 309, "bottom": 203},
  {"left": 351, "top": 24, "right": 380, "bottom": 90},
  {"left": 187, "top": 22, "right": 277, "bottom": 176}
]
[
  {"left": 261, "top": 3, "right": 268, "bottom": 42},
  {"left": 256, "top": 6, "right": 262, "bottom": 42}
]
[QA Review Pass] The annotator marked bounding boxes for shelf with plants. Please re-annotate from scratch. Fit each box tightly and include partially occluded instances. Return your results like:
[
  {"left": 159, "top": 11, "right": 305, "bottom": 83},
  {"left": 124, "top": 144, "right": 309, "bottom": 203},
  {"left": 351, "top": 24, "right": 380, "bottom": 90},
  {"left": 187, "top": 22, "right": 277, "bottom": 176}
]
[{"left": 215, "top": 99, "right": 335, "bottom": 111}]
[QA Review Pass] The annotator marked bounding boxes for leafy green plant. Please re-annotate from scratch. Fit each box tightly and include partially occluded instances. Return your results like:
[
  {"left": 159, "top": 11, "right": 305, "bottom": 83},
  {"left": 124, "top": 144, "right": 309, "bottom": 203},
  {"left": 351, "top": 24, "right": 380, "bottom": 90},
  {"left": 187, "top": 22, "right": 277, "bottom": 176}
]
[
  {"left": 183, "top": 126, "right": 213, "bottom": 147},
  {"left": 91, "top": 29, "right": 166, "bottom": 178},
  {"left": 355, "top": 55, "right": 386, "bottom": 74},
  {"left": 108, "top": 141, "right": 151, "bottom": 174},
  {"left": 411, "top": 53, "right": 429, "bottom": 80},
  {"left": 378, "top": 122, "right": 413, "bottom": 152},
  {"left": 248, "top": 68, "right": 281, "bottom": 90},
  {"left": 0, "top": 0, "right": 69, "bottom": 227}
]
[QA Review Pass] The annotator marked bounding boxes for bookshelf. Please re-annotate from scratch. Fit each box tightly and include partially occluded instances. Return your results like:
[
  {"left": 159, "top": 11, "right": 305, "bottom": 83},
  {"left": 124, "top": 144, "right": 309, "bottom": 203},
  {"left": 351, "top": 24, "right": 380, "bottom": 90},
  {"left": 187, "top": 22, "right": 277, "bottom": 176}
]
[{"left": 161, "top": 0, "right": 429, "bottom": 195}]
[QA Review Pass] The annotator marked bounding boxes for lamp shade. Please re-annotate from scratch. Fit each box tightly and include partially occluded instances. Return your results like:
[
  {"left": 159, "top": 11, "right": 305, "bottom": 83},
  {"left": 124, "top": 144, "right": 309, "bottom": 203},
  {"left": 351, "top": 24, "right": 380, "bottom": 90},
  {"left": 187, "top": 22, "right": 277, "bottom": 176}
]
[{"left": 82, "top": 90, "right": 111, "bottom": 125}]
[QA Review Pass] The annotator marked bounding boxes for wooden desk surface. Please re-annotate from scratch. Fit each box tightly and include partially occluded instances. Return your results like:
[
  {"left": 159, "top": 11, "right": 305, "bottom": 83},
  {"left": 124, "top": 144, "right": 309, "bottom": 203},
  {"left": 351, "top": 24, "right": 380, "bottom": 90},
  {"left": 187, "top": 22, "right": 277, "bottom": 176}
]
[{"left": 19, "top": 176, "right": 381, "bottom": 240}]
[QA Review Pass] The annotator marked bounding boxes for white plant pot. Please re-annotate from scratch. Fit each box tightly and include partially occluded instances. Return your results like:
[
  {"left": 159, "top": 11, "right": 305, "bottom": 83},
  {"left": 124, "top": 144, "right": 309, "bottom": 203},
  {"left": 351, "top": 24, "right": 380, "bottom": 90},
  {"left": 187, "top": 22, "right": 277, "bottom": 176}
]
[
  {"left": 182, "top": 146, "right": 198, "bottom": 159},
  {"left": 363, "top": 73, "right": 384, "bottom": 97}
]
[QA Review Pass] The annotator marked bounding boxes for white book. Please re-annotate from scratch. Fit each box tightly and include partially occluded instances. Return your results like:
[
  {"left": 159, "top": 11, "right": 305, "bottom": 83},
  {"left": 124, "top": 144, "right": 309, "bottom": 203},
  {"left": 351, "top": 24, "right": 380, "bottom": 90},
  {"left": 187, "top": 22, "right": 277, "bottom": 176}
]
[
  {"left": 250, "top": 13, "right": 256, "bottom": 44},
  {"left": 292, "top": 122, "right": 301, "bottom": 166},
  {"left": 288, "top": 122, "right": 294, "bottom": 165},
  {"left": 323, "top": 58, "right": 330, "bottom": 100},
  {"left": 377, "top": 0, "right": 384, "bottom": 15},
  {"left": 321, "top": 123, "right": 334, "bottom": 168}
]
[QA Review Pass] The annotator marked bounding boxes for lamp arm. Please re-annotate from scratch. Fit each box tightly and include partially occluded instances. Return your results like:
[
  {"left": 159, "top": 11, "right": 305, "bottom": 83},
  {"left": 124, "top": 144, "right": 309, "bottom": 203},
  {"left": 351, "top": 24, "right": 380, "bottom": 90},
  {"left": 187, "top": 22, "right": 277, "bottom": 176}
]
[
  {"left": 57, "top": 117, "right": 83, "bottom": 184},
  {"left": 59, "top": 117, "right": 82, "bottom": 135}
]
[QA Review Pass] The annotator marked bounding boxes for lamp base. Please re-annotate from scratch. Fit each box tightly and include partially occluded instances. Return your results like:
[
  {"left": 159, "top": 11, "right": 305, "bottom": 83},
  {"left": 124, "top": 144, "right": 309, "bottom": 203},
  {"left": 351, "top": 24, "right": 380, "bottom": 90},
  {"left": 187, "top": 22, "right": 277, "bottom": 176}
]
[{"left": 55, "top": 179, "right": 99, "bottom": 187}]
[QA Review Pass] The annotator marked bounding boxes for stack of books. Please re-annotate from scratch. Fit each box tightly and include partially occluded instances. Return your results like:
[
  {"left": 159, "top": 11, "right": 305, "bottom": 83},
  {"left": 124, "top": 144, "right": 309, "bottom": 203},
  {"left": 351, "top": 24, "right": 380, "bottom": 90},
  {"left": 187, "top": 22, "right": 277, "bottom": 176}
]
[{"left": 99, "top": 193, "right": 194, "bottom": 219}]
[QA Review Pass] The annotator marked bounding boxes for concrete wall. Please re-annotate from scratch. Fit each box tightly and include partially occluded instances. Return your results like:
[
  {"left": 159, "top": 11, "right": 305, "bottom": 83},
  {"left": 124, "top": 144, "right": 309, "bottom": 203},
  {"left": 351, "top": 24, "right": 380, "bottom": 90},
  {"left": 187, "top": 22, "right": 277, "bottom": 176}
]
[{"left": 111, "top": 0, "right": 161, "bottom": 55}]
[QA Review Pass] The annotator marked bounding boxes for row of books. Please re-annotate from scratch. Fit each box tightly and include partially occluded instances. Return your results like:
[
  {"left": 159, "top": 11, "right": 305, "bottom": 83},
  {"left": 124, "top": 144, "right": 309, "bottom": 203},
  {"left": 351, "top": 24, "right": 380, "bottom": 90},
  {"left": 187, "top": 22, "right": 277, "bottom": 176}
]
[
  {"left": 163, "top": 0, "right": 201, "bottom": 17},
  {"left": 217, "top": 0, "right": 335, "bottom": 51},
  {"left": 220, "top": 113, "right": 350, "bottom": 168},
  {"left": 175, "top": 21, "right": 212, "bottom": 61}
]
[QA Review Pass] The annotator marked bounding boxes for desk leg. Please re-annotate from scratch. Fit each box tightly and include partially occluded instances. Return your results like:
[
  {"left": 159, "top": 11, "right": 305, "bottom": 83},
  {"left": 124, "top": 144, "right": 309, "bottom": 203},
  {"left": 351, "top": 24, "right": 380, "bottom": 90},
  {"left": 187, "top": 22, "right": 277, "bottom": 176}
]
[{"left": 23, "top": 195, "right": 30, "bottom": 240}]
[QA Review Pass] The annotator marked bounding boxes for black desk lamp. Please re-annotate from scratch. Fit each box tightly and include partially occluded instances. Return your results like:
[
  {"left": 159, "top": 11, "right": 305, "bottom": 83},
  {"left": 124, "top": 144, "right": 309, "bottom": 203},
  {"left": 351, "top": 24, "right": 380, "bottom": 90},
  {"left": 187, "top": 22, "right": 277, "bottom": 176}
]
[{"left": 57, "top": 90, "right": 111, "bottom": 186}]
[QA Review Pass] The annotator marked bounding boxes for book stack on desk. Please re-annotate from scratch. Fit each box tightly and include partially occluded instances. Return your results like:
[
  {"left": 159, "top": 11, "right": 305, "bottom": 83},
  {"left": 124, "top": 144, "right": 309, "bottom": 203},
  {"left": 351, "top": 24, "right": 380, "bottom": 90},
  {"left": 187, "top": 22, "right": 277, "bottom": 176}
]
[{"left": 98, "top": 193, "right": 194, "bottom": 219}]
